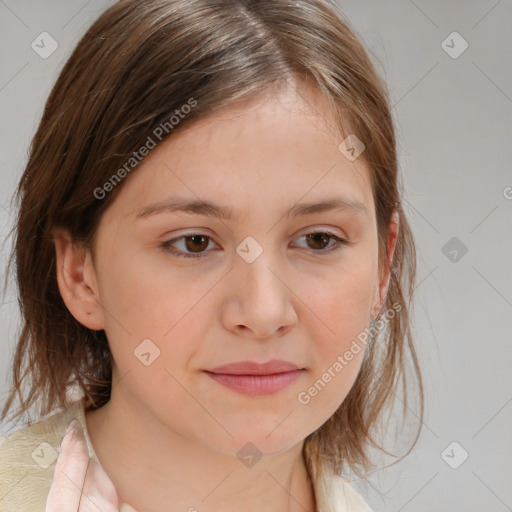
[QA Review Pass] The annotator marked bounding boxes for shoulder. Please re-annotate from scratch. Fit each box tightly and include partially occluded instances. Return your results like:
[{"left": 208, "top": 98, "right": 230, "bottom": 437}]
[
  {"left": 321, "top": 472, "right": 374, "bottom": 512},
  {"left": 0, "top": 400, "right": 86, "bottom": 512}
]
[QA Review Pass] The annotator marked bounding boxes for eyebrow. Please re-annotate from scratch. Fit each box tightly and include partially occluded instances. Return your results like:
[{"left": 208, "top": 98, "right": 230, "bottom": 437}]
[{"left": 135, "top": 196, "right": 367, "bottom": 221}]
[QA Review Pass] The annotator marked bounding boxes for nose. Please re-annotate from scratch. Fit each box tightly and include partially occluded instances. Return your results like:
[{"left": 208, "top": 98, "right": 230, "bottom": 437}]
[{"left": 221, "top": 250, "right": 298, "bottom": 340}]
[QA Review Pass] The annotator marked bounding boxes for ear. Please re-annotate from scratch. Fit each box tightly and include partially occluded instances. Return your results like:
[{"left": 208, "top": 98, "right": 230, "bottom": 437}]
[
  {"left": 370, "top": 209, "right": 399, "bottom": 320},
  {"left": 52, "top": 228, "right": 105, "bottom": 331}
]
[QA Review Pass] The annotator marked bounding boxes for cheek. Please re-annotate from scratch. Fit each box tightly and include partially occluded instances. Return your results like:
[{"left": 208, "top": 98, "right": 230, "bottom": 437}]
[
  {"left": 94, "top": 252, "right": 206, "bottom": 417},
  {"left": 303, "top": 254, "right": 377, "bottom": 347},
  {"left": 294, "top": 254, "right": 377, "bottom": 409},
  {"left": 92, "top": 250, "right": 207, "bottom": 401},
  {"left": 97, "top": 248, "right": 203, "bottom": 339}
]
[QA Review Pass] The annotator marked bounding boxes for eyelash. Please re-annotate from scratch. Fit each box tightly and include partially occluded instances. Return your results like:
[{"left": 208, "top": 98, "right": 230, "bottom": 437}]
[{"left": 160, "top": 230, "right": 349, "bottom": 259}]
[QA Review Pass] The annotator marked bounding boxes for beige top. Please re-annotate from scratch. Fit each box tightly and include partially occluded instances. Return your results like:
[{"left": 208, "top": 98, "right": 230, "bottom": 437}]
[{"left": 0, "top": 399, "right": 372, "bottom": 511}]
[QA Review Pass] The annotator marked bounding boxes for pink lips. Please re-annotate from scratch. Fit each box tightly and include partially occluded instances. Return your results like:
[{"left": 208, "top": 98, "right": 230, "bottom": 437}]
[{"left": 204, "top": 360, "right": 305, "bottom": 396}]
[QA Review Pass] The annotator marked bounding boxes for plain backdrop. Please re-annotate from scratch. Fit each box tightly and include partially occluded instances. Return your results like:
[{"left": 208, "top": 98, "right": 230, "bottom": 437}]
[{"left": 1, "top": 1, "right": 511, "bottom": 511}]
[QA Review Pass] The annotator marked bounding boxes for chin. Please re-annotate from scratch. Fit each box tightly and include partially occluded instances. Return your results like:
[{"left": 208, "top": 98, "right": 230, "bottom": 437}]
[{"left": 213, "top": 418, "right": 309, "bottom": 458}]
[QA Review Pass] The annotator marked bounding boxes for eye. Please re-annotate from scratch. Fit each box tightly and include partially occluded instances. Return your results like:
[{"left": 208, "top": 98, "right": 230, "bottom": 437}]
[
  {"left": 292, "top": 229, "right": 348, "bottom": 253},
  {"left": 160, "top": 233, "right": 218, "bottom": 259},
  {"left": 160, "top": 229, "right": 349, "bottom": 259}
]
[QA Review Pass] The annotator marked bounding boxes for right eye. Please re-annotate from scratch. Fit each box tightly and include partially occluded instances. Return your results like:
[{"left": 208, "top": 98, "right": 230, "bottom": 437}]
[{"left": 160, "top": 233, "right": 218, "bottom": 259}]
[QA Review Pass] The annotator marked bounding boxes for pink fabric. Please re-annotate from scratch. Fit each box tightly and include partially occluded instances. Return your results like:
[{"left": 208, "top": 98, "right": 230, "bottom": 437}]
[{"left": 45, "top": 419, "right": 135, "bottom": 512}]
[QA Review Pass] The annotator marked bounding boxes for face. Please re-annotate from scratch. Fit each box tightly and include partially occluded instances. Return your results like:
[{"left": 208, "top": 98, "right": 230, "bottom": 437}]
[{"left": 64, "top": 81, "right": 395, "bottom": 457}]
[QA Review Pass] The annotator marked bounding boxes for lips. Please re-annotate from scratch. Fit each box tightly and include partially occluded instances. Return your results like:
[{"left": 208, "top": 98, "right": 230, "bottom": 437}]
[
  {"left": 207, "top": 360, "right": 302, "bottom": 375},
  {"left": 204, "top": 360, "right": 305, "bottom": 396}
]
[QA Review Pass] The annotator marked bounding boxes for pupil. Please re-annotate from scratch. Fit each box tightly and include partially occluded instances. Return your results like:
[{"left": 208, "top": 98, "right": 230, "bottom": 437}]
[
  {"left": 188, "top": 235, "right": 207, "bottom": 252},
  {"left": 308, "top": 233, "right": 328, "bottom": 249}
]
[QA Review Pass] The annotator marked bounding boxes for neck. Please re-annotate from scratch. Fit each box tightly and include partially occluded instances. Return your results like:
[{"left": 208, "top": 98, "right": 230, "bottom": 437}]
[{"left": 85, "top": 387, "right": 317, "bottom": 512}]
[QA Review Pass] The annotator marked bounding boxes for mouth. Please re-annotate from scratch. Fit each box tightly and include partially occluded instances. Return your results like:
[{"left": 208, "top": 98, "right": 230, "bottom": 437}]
[{"left": 203, "top": 360, "right": 306, "bottom": 396}]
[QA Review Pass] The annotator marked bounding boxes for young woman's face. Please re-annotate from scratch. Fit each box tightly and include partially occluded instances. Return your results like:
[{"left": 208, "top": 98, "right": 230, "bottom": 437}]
[{"left": 83, "top": 83, "right": 391, "bottom": 456}]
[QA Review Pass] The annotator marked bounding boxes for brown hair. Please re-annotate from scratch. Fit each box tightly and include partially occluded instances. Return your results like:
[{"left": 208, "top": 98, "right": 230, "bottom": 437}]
[{"left": 2, "top": 0, "right": 423, "bottom": 484}]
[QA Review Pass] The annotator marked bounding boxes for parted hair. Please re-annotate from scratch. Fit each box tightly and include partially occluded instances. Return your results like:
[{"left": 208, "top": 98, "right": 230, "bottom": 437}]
[{"left": 2, "top": 0, "right": 423, "bottom": 485}]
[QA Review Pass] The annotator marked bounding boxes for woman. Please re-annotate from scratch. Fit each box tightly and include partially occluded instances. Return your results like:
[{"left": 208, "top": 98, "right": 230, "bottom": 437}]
[{"left": 0, "top": 1, "right": 422, "bottom": 510}]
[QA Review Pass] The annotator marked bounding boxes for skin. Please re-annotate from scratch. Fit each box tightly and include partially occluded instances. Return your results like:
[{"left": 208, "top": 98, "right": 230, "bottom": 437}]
[{"left": 52, "top": 79, "right": 398, "bottom": 512}]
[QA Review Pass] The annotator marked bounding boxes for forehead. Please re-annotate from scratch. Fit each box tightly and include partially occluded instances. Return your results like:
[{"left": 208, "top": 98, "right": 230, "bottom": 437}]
[{"left": 105, "top": 82, "right": 375, "bottom": 224}]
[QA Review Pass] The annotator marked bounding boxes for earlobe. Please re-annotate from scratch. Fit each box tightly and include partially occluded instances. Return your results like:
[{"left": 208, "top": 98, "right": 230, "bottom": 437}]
[
  {"left": 371, "top": 210, "right": 399, "bottom": 320},
  {"left": 52, "top": 228, "right": 105, "bottom": 331}
]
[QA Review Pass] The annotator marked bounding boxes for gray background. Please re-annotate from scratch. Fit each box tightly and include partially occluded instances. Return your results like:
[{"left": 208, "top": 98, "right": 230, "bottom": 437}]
[{"left": 1, "top": 1, "right": 511, "bottom": 510}]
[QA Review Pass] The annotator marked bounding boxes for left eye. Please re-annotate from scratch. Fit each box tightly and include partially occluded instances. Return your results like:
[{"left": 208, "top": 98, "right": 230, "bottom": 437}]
[
  {"left": 295, "top": 231, "right": 347, "bottom": 252},
  {"left": 160, "top": 231, "right": 348, "bottom": 259}
]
